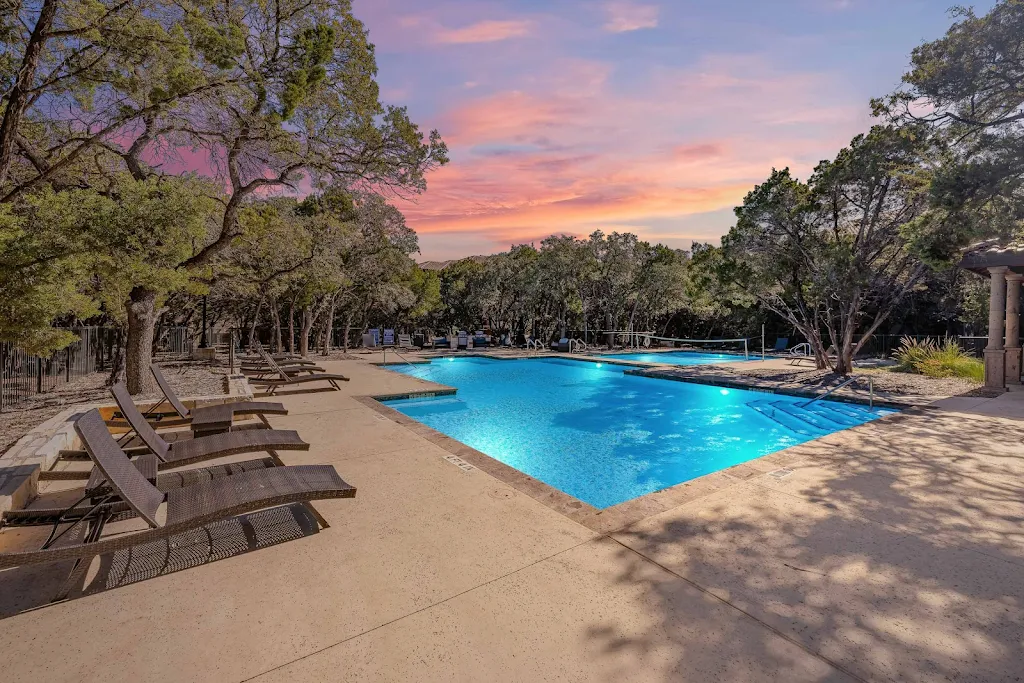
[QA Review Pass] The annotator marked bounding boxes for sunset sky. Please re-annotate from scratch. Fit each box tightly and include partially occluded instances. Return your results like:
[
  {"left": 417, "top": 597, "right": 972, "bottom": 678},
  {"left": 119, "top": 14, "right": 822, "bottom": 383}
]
[{"left": 353, "top": 0, "right": 994, "bottom": 261}]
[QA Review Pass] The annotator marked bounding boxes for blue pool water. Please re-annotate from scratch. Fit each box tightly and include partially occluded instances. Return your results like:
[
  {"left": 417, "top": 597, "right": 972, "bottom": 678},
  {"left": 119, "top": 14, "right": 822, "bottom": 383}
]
[
  {"left": 384, "top": 357, "right": 895, "bottom": 509},
  {"left": 603, "top": 351, "right": 740, "bottom": 365}
]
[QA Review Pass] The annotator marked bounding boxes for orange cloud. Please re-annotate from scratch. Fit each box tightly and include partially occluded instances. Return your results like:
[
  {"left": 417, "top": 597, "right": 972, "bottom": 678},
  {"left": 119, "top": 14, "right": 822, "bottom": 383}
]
[
  {"left": 434, "top": 19, "right": 532, "bottom": 44},
  {"left": 398, "top": 53, "right": 869, "bottom": 258}
]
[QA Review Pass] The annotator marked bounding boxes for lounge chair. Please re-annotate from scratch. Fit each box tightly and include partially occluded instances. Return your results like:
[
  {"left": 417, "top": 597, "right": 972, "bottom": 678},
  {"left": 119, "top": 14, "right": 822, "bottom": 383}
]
[
  {"left": 0, "top": 409, "right": 355, "bottom": 596},
  {"left": 773, "top": 337, "right": 789, "bottom": 352},
  {"left": 457, "top": 331, "right": 468, "bottom": 350},
  {"left": 383, "top": 329, "right": 395, "bottom": 346},
  {"left": 789, "top": 344, "right": 836, "bottom": 366},
  {"left": 149, "top": 364, "right": 288, "bottom": 436},
  {"left": 398, "top": 334, "right": 414, "bottom": 350},
  {"left": 555, "top": 338, "right": 570, "bottom": 352},
  {"left": 241, "top": 363, "right": 326, "bottom": 379},
  {"left": 110, "top": 382, "right": 309, "bottom": 468},
  {"left": 247, "top": 349, "right": 350, "bottom": 395}
]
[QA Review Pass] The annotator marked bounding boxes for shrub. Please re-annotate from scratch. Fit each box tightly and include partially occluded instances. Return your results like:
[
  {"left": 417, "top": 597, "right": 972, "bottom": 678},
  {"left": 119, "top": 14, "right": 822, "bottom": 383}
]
[{"left": 893, "top": 336, "right": 984, "bottom": 381}]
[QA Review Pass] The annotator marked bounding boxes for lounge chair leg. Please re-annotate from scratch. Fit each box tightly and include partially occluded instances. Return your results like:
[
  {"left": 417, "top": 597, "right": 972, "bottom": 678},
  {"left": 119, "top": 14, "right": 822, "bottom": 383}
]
[
  {"left": 303, "top": 501, "right": 330, "bottom": 529},
  {"left": 266, "top": 449, "right": 286, "bottom": 467},
  {"left": 52, "top": 510, "right": 108, "bottom": 601}
]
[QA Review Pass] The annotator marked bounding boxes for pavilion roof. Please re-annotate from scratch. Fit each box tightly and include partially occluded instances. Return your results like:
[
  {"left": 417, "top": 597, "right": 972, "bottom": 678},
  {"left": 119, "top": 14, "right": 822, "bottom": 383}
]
[{"left": 959, "top": 239, "right": 1024, "bottom": 276}]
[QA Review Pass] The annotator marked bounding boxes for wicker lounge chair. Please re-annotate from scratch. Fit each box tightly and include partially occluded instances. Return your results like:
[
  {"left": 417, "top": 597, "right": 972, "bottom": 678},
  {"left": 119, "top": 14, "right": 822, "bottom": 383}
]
[
  {"left": 111, "top": 382, "right": 309, "bottom": 468},
  {"left": 0, "top": 409, "right": 354, "bottom": 597},
  {"left": 150, "top": 364, "right": 288, "bottom": 434},
  {"left": 241, "top": 363, "right": 326, "bottom": 379},
  {"left": 247, "top": 348, "right": 349, "bottom": 396}
]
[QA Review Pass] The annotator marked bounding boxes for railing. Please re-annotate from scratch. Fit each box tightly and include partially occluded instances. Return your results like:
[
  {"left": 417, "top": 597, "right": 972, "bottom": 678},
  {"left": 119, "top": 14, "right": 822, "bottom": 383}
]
[
  {"left": 568, "top": 339, "right": 588, "bottom": 354},
  {"left": 1, "top": 327, "right": 118, "bottom": 413},
  {"left": 800, "top": 376, "right": 860, "bottom": 407}
]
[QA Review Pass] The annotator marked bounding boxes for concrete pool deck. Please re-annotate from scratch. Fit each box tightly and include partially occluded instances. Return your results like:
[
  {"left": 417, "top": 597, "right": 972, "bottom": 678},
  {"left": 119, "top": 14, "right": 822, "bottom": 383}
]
[{"left": 1, "top": 356, "right": 1023, "bottom": 681}]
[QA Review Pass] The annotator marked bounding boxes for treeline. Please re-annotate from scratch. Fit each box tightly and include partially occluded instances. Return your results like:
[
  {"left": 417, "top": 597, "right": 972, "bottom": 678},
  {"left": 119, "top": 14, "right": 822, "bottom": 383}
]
[{"left": 1, "top": 0, "right": 1020, "bottom": 386}]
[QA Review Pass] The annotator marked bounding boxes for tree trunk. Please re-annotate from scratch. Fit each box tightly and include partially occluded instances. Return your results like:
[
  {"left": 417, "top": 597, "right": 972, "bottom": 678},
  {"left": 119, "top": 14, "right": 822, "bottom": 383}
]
[
  {"left": 299, "top": 306, "right": 311, "bottom": 357},
  {"left": 269, "top": 295, "right": 282, "bottom": 353},
  {"left": 343, "top": 311, "right": 353, "bottom": 352},
  {"left": 287, "top": 299, "right": 295, "bottom": 353},
  {"left": 321, "top": 299, "right": 337, "bottom": 355},
  {"left": 125, "top": 286, "right": 157, "bottom": 394},
  {"left": 248, "top": 295, "right": 264, "bottom": 350},
  {"left": 0, "top": 0, "right": 56, "bottom": 186}
]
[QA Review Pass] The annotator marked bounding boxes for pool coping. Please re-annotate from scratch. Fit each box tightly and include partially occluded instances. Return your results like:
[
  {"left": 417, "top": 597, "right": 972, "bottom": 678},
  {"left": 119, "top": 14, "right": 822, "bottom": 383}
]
[{"left": 358, "top": 363, "right": 915, "bottom": 533}]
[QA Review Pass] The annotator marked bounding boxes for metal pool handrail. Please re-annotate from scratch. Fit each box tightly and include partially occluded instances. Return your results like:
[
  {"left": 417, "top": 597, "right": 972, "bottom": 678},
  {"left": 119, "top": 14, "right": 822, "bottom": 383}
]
[{"left": 800, "top": 376, "right": 860, "bottom": 407}]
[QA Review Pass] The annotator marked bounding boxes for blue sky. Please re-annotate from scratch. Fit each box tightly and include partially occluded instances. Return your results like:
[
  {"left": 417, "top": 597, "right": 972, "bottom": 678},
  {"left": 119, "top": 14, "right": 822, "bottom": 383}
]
[{"left": 352, "top": 0, "right": 996, "bottom": 260}]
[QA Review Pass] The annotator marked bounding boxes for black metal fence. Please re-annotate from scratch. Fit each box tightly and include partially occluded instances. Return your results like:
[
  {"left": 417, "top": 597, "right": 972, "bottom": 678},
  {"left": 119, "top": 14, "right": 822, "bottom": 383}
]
[{"left": 0, "top": 327, "right": 118, "bottom": 413}]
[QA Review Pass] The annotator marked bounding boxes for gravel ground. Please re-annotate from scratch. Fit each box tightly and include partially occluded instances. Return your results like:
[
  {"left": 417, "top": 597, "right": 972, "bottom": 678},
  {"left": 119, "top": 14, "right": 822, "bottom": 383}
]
[
  {"left": 737, "top": 365, "right": 1001, "bottom": 398},
  {"left": 0, "top": 361, "right": 227, "bottom": 455}
]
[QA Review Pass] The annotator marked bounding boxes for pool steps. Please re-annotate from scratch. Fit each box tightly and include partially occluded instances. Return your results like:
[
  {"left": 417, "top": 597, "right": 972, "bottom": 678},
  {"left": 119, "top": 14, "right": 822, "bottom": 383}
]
[{"left": 747, "top": 399, "right": 880, "bottom": 437}]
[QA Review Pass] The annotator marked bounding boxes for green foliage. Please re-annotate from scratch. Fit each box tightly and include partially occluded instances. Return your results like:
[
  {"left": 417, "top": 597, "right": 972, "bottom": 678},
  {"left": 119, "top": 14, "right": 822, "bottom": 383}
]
[
  {"left": 0, "top": 175, "right": 218, "bottom": 352},
  {"left": 723, "top": 126, "right": 933, "bottom": 373},
  {"left": 874, "top": 0, "right": 1024, "bottom": 250},
  {"left": 893, "top": 336, "right": 984, "bottom": 381}
]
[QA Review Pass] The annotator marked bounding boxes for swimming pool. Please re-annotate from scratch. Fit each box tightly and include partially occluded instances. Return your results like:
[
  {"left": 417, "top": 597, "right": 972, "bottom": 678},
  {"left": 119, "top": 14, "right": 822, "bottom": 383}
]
[
  {"left": 384, "top": 357, "right": 895, "bottom": 509},
  {"left": 603, "top": 351, "right": 740, "bottom": 365}
]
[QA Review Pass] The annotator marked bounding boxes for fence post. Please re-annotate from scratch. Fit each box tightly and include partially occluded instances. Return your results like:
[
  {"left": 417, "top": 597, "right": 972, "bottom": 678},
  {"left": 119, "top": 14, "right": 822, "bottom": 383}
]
[{"left": 37, "top": 357, "right": 43, "bottom": 393}]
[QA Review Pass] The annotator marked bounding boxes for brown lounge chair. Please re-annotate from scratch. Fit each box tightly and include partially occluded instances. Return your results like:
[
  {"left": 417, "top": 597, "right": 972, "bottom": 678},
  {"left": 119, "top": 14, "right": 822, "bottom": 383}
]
[
  {"left": 241, "top": 363, "right": 327, "bottom": 379},
  {"left": 111, "top": 382, "right": 309, "bottom": 468},
  {"left": 0, "top": 409, "right": 355, "bottom": 595},
  {"left": 150, "top": 364, "right": 288, "bottom": 434},
  {"left": 247, "top": 350, "right": 349, "bottom": 396}
]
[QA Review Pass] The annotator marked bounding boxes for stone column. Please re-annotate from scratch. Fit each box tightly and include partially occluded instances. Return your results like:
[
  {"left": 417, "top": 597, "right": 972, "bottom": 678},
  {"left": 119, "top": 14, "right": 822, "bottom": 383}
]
[
  {"left": 985, "top": 266, "right": 1008, "bottom": 389},
  {"left": 1006, "top": 273, "right": 1022, "bottom": 384}
]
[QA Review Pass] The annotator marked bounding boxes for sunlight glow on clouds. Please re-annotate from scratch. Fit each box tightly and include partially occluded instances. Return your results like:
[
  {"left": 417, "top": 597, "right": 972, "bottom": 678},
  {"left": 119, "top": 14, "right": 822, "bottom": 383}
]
[
  {"left": 434, "top": 19, "right": 532, "bottom": 44},
  {"left": 603, "top": 1, "right": 659, "bottom": 33},
  {"left": 349, "top": 0, "right": 989, "bottom": 259}
]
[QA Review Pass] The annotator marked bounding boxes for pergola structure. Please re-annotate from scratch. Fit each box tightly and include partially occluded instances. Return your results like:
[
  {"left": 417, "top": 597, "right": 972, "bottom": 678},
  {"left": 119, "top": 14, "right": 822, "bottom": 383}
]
[{"left": 959, "top": 240, "right": 1024, "bottom": 389}]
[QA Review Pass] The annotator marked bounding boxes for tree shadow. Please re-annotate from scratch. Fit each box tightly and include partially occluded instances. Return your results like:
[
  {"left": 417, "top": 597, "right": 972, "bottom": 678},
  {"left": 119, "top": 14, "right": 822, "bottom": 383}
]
[{"left": 586, "top": 408, "right": 1024, "bottom": 682}]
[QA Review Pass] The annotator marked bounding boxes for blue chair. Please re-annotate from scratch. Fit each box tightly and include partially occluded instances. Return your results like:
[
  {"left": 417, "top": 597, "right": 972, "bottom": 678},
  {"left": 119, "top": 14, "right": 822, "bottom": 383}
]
[{"left": 773, "top": 337, "right": 789, "bottom": 352}]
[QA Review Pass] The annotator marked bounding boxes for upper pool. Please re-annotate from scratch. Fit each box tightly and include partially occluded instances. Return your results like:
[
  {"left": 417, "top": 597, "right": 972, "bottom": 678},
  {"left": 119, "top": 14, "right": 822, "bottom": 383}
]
[
  {"left": 383, "top": 357, "right": 895, "bottom": 509},
  {"left": 602, "top": 351, "right": 741, "bottom": 365}
]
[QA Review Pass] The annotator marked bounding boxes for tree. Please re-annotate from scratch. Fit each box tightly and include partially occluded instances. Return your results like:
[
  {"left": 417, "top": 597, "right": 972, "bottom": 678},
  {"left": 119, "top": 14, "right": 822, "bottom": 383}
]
[
  {"left": 723, "top": 126, "right": 931, "bottom": 375},
  {"left": 2, "top": 0, "right": 448, "bottom": 391},
  {"left": 873, "top": 0, "right": 1024, "bottom": 253}
]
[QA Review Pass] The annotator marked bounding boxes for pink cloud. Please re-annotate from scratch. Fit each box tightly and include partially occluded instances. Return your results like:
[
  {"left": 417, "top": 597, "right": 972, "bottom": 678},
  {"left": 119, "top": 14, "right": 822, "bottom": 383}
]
[
  {"left": 434, "top": 19, "right": 532, "bottom": 44},
  {"left": 395, "top": 53, "right": 869, "bottom": 257},
  {"left": 603, "top": 2, "right": 659, "bottom": 33}
]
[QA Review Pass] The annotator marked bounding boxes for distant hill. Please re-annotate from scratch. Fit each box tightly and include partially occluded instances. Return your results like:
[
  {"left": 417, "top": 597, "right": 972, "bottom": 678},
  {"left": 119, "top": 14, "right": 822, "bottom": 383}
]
[{"left": 418, "top": 255, "right": 491, "bottom": 270}]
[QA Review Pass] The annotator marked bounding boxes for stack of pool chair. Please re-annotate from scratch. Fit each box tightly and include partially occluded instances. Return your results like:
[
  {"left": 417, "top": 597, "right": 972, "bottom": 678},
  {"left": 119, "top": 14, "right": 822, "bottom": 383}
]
[
  {"left": 0, "top": 375, "right": 355, "bottom": 600},
  {"left": 457, "top": 331, "right": 469, "bottom": 350},
  {"left": 245, "top": 345, "right": 350, "bottom": 395},
  {"left": 472, "top": 331, "right": 488, "bottom": 348}
]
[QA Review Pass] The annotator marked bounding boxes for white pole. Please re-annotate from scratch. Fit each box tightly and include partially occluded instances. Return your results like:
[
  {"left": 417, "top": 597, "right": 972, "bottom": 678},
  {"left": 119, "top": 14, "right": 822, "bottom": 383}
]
[
  {"left": 762, "top": 324, "right": 765, "bottom": 361},
  {"left": 744, "top": 338, "right": 749, "bottom": 360}
]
